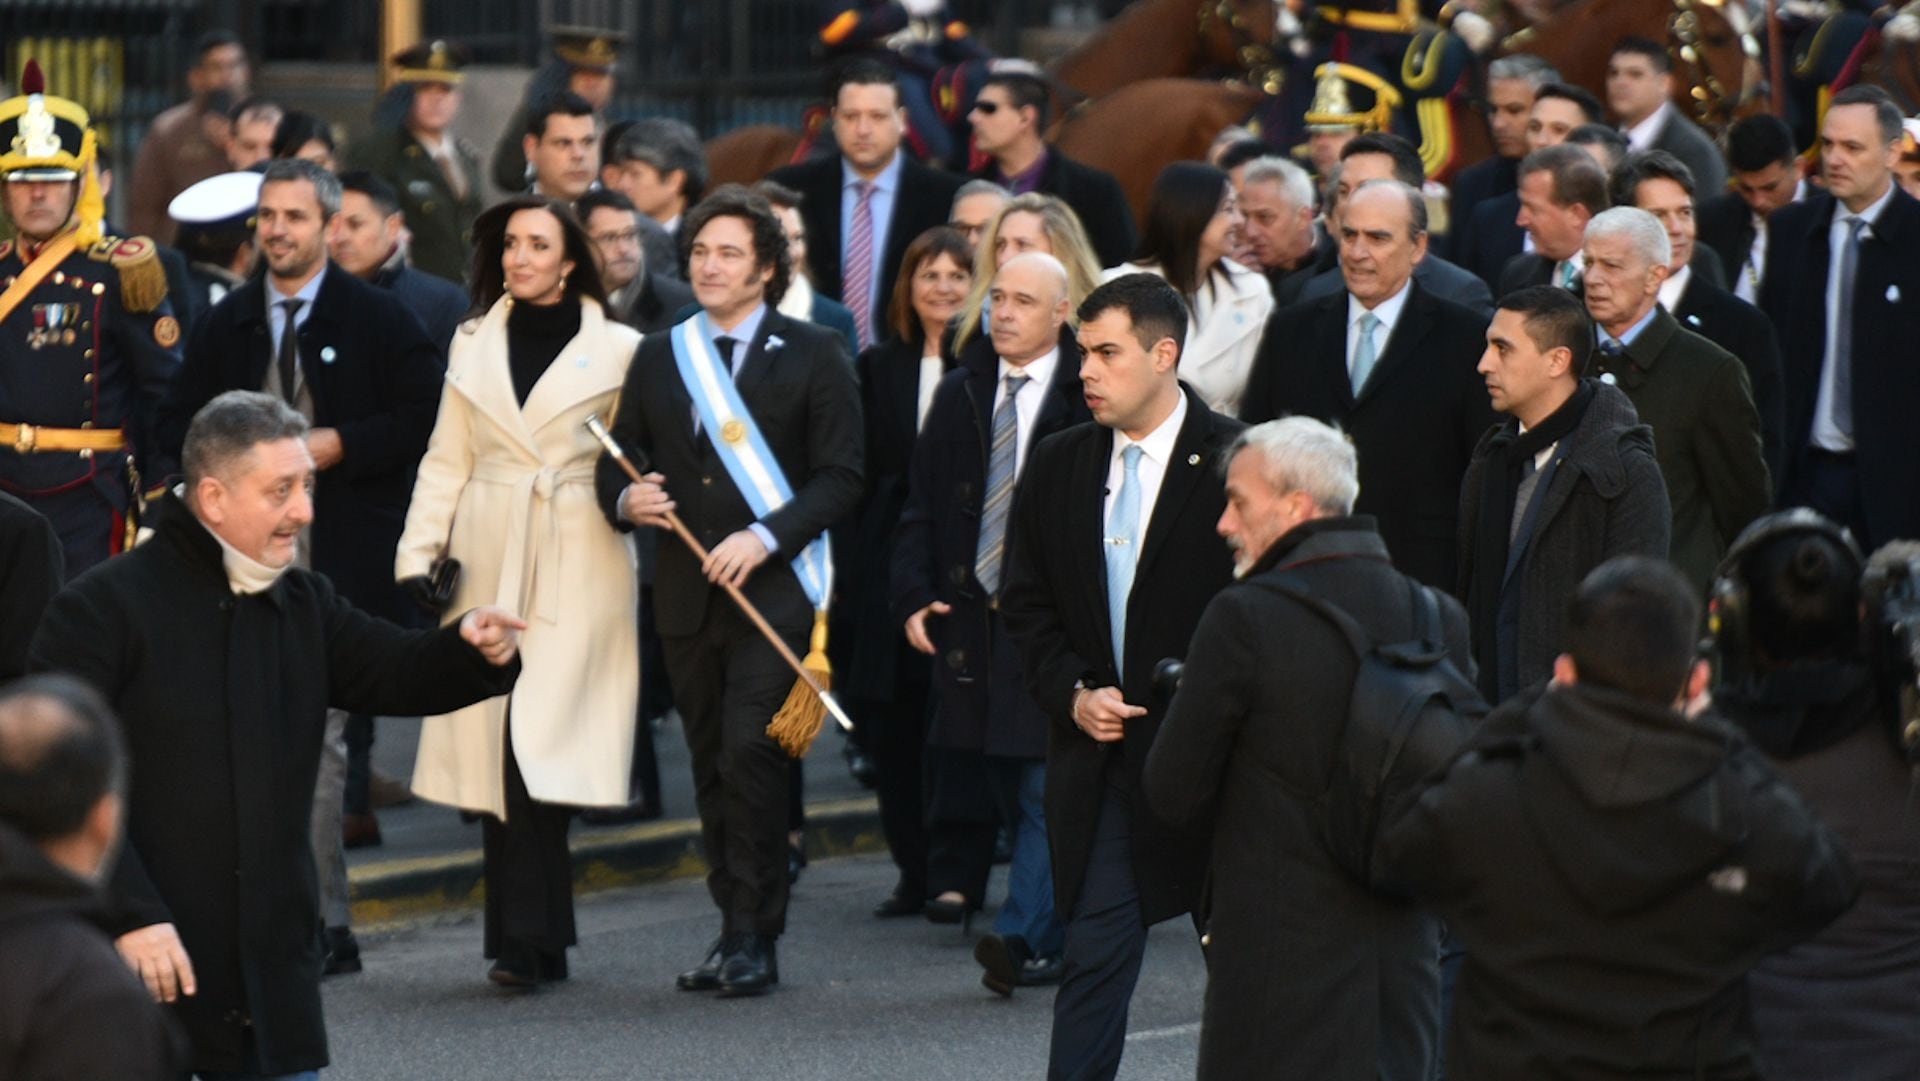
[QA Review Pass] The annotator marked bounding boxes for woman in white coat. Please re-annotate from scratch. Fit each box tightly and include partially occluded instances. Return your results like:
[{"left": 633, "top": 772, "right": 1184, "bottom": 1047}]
[
  {"left": 396, "top": 197, "right": 640, "bottom": 987},
  {"left": 1101, "top": 162, "right": 1273, "bottom": 415}
]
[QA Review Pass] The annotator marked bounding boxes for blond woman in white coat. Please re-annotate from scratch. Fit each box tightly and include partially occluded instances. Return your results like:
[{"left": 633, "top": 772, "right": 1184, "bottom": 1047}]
[
  {"left": 396, "top": 197, "right": 640, "bottom": 988},
  {"left": 1100, "top": 161, "right": 1273, "bottom": 416}
]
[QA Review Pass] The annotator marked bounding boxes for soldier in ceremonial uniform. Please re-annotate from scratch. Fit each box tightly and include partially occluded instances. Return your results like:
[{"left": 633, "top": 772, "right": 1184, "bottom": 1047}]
[
  {"left": 352, "top": 41, "right": 484, "bottom": 287},
  {"left": 0, "top": 62, "right": 182, "bottom": 577}
]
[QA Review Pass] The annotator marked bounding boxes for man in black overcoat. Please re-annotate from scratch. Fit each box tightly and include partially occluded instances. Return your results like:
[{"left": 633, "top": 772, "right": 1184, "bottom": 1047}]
[
  {"left": 28, "top": 391, "right": 523, "bottom": 1078},
  {"left": 1241, "top": 179, "right": 1495, "bottom": 592},
  {"left": 765, "top": 61, "right": 962, "bottom": 350},
  {"left": 597, "top": 186, "right": 863, "bottom": 996},
  {"left": 1759, "top": 86, "right": 1920, "bottom": 551},
  {"left": 892, "top": 254, "right": 1089, "bottom": 992},
  {"left": 0, "top": 491, "right": 60, "bottom": 681},
  {"left": 1000, "top": 274, "right": 1241, "bottom": 1081},
  {"left": 1141, "top": 416, "right": 1466, "bottom": 1081},
  {"left": 965, "top": 71, "right": 1136, "bottom": 267}
]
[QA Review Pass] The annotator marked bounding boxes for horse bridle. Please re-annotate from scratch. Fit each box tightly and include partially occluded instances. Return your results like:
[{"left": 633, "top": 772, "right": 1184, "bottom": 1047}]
[
  {"left": 1198, "top": 0, "right": 1288, "bottom": 95},
  {"left": 1669, "top": 0, "right": 1764, "bottom": 127}
]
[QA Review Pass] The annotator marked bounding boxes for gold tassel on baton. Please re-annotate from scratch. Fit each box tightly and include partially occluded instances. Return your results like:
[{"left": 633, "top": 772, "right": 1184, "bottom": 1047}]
[{"left": 586, "top": 415, "right": 851, "bottom": 757}]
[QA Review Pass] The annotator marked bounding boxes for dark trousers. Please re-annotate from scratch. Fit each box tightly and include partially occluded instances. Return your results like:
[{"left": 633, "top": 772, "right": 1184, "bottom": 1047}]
[
  {"left": 1049, "top": 782, "right": 1149, "bottom": 1081},
  {"left": 662, "top": 591, "right": 804, "bottom": 937},
  {"left": 33, "top": 482, "right": 117, "bottom": 579},
  {"left": 1788, "top": 449, "right": 1873, "bottom": 549},
  {"left": 342, "top": 713, "right": 373, "bottom": 815},
  {"left": 856, "top": 655, "right": 931, "bottom": 898},
  {"left": 481, "top": 721, "right": 576, "bottom": 977},
  {"left": 926, "top": 749, "right": 1023, "bottom": 904},
  {"left": 632, "top": 586, "right": 666, "bottom": 810}
]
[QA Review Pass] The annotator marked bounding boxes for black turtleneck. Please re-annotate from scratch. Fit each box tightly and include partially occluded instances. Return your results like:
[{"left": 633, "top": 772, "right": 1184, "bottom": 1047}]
[{"left": 506, "top": 296, "right": 581, "bottom": 405}]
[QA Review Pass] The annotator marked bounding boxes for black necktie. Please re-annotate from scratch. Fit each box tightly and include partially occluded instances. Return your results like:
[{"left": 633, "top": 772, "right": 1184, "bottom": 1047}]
[
  {"left": 714, "top": 336, "right": 738, "bottom": 379},
  {"left": 277, "top": 298, "right": 305, "bottom": 403}
]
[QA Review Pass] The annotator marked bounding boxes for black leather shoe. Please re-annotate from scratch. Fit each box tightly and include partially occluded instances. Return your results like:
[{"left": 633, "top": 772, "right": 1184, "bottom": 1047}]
[
  {"left": 676, "top": 935, "right": 734, "bottom": 991},
  {"left": 974, "top": 933, "right": 1030, "bottom": 997},
  {"left": 322, "top": 926, "right": 362, "bottom": 977},
  {"left": 1018, "top": 953, "right": 1065, "bottom": 986},
  {"left": 717, "top": 934, "right": 778, "bottom": 997},
  {"left": 872, "top": 892, "right": 924, "bottom": 918}
]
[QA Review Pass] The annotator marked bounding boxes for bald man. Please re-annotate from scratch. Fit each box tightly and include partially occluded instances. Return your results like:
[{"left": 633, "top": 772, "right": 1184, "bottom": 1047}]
[{"left": 893, "top": 252, "right": 1091, "bottom": 995}]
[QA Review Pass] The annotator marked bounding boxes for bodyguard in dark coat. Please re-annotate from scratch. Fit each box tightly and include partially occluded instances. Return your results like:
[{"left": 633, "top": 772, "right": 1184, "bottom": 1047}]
[
  {"left": 28, "top": 392, "right": 523, "bottom": 1077},
  {"left": 0, "top": 491, "right": 60, "bottom": 680},
  {"left": 1759, "top": 89, "right": 1920, "bottom": 551},
  {"left": 153, "top": 163, "right": 445, "bottom": 624},
  {"left": 1459, "top": 288, "right": 1671, "bottom": 702},
  {"left": 1385, "top": 557, "right": 1856, "bottom": 1081},
  {"left": 1001, "top": 275, "right": 1240, "bottom": 1081},
  {"left": 965, "top": 71, "right": 1136, "bottom": 267},
  {"left": 1143, "top": 420, "right": 1467, "bottom": 1081},
  {"left": 1241, "top": 181, "right": 1497, "bottom": 592}
]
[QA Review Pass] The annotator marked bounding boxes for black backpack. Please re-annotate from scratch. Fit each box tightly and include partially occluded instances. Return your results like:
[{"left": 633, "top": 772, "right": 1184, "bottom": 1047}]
[{"left": 1256, "top": 575, "right": 1488, "bottom": 891}]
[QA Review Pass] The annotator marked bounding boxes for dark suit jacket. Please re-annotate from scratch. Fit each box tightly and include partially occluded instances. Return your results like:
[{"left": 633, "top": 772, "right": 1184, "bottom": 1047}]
[
  {"left": 1672, "top": 271, "right": 1785, "bottom": 485},
  {"left": 811, "top": 294, "right": 861, "bottom": 356},
  {"left": 1445, "top": 156, "right": 1517, "bottom": 261},
  {"left": 595, "top": 309, "right": 865, "bottom": 637},
  {"left": 1000, "top": 386, "right": 1242, "bottom": 925},
  {"left": 891, "top": 326, "right": 1090, "bottom": 757},
  {"left": 1142, "top": 518, "right": 1464, "bottom": 1081},
  {"left": 1592, "top": 305, "right": 1770, "bottom": 593},
  {"left": 977, "top": 148, "right": 1138, "bottom": 267},
  {"left": 1652, "top": 110, "right": 1729, "bottom": 201},
  {"left": 1697, "top": 190, "right": 1759, "bottom": 293},
  {"left": 615, "top": 272, "right": 696, "bottom": 335},
  {"left": 1760, "top": 186, "right": 1920, "bottom": 547},
  {"left": 1241, "top": 282, "right": 1498, "bottom": 591},
  {"left": 1300, "top": 252, "right": 1494, "bottom": 317},
  {"left": 1457, "top": 191, "right": 1525, "bottom": 288},
  {"left": 1266, "top": 226, "right": 1339, "bottom": 309},
  {"left": 153, "top": 264, "right": 445, "bottom": 621},
  {"left": 371, "top": 261, "right": 469, "bottom": 351},
  {"left": 765, "top": 152, "right": 964, "bottom": 343},
  {"left": 1496, "top": 251, "right": 1575, "bottom": 297}
]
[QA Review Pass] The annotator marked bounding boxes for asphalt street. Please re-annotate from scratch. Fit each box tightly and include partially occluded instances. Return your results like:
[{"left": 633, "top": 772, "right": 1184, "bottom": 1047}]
[{"left": 323, "top": 851, "right": 1206, "bottom": 1080}]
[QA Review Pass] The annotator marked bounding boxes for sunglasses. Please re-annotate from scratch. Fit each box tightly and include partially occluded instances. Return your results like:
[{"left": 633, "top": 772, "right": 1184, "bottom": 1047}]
[{"left": 972, "top": 100, "right": 1002, "bottom": 115}]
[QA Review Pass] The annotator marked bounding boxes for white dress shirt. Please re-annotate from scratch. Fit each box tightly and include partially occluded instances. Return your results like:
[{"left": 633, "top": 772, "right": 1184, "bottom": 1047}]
[
  {"left": 1102, "top": 389, "right": 1189, "bottom": 541},
  {"left": 1623, "top": 101, "right": 1674, "bottom": 154},
  {"left": 1346, "top": 278, "right": 1413, "bottom": 383},
  {"left": 1735, "top": 178, "right": 1808, "bottom": 304},
  {"left": 1554, "top": 250, "right": 1587, "bottom": 292},
  {"left": 1811, "top": 181, "right": 1897, "bottom": 452},
  {"left": 915, "top": 352, "right": 943, "bottom": 432},
  {"left": 993, "top": 347, "right": 1059, "bottom": 481},
  {"left": 1657, "top": 263, "right": 1692, "bottom": 314}
]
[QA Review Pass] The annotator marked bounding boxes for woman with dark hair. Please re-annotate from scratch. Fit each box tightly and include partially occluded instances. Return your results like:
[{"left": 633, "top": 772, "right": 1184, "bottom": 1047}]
[
  {"left": 841, "top": 226, "right": 973, "bottom": 917},
  {"left": 270, "top": 110, "right": 337, "bottom": 171},
  {"left": 395, "top": 196, "right": 641, "bottom": 987},
  {"left": 1102, "top": 161, "right": 1272, "bottom": 415}
]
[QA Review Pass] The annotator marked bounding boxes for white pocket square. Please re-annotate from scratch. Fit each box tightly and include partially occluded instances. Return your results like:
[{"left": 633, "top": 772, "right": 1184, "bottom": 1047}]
[{"left": 1888, "top": 285, "right": 1902, "bottom": 304}]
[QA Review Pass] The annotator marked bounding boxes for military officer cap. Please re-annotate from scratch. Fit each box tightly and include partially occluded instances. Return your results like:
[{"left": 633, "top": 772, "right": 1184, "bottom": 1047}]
[
  {"left": 1304, "top": 62, "right": 1403, "bottom": 135},
  {"left": 393, "top": 39, "right": 472, "bottom": 86},
  {"left": 168, "top": 170, "right": 264, "bottom": 230},
  {"left": 0, "top": 60, "right": 109, "bottom": 246},
  {"left": 549, "top": 25, "right": 627, "bottom": 73}
]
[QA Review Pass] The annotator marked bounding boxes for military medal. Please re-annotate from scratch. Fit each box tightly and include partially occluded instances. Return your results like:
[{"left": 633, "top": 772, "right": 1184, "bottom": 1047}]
[{"left": 720, "top": 419, "right": 747, "bottom": 445}]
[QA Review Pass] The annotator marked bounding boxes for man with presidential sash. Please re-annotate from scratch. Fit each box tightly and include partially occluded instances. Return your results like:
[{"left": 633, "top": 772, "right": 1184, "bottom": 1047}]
[
  {"left": 597, "top": 184, "right": 863, "bottom": 997},
  {"left": 0, "top": 62, "right": 182, "bottom": 576}
]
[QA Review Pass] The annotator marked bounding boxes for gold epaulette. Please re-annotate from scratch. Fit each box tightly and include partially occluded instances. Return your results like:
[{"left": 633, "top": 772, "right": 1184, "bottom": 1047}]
[{"left": 86, "top": 235, "right": 169, "bottom": 313}]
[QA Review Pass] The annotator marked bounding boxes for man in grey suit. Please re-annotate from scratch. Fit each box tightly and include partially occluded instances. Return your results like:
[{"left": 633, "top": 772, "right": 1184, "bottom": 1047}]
[
  {"left": 1300, "top": 133, "right": 1494, "bottom": 316},
  {"left": 1606, "top": 37, "right": 1727, "bottom": 198}
]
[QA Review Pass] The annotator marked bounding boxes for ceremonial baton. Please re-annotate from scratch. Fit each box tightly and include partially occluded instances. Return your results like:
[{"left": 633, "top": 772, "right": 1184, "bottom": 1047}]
[{"left": 585, "top": 414, "right": 854, "bottom": 733}]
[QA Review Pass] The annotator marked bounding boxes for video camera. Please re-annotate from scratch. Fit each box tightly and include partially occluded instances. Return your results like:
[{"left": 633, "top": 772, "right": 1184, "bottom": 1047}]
[{"left": 1863, "top": 542, "right": 1920, "bottom": 759}]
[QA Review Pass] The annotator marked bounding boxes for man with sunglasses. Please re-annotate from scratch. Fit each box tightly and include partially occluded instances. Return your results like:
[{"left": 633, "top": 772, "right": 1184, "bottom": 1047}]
[{"left": 966, "top": 71, "right": 1135, "bottom": 267}]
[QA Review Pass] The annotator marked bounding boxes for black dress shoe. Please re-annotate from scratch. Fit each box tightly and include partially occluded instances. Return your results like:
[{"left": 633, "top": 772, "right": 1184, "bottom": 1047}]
[
  {"left": 974, "top": 933, "right": 1030, "bottom": 997},
  {"left": 677, "top": 934, "right": 734, "bottom": 991},
  {"left": 924, "top": 896, "right": 975, "bottom": 933},
  {"left": 488, "top": 960, "right": 539, "bottom": 990},
  {"left": 1018, "top": 953, "right": 1065, "bottom": 986},
  {"left": 871, "top": 892, "right": 924, "bottom": 918},
  {"left": 322, "top": 926, "right": 362, "bottom": 977},
  {"left": 717, "top": 934, "right": 778, "bottom": 997}
]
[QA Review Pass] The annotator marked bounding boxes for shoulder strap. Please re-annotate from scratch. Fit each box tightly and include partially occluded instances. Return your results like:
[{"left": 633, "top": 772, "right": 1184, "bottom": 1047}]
[
  {"left": 0, "top": 232, "right": 79, "bottom": 325},
  {"left": 1254, "top": 574, "right": 1375, "bottom": 660}
]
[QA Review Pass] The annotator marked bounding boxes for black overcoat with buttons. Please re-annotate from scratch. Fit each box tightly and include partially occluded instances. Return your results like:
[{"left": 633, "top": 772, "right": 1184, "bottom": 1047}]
[
  {"left": 890, "top": 326, "right": 1088, "bottom": 757},
  {"left": 27, "top": 494, "right": 518, "bottom": 1076}
]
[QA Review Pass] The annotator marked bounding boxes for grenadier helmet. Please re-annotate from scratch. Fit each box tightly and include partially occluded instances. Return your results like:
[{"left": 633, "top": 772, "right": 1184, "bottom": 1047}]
[
  {"left": 0, "top": 60, "right": 107, "bottom": 245},
  {"left": 1304, "top": 62, "right": 1403, "bottom": 135}
]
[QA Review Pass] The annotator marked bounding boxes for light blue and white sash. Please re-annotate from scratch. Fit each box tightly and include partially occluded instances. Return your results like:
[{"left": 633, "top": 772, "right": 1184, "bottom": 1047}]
[{"left": 670, "top": 313, "right": 833, "bottom": 610}]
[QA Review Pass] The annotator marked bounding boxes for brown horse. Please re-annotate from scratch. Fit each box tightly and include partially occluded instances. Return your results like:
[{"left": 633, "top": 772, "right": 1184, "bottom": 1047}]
[
  {"left": 1052, "top": 0, "right": 1272, "bottom": 97},
  {"left": 707, "top": 124, "right": 804, "bottom": 188},
  {"left": 1053, "top": 78, "right": 1268, "bottom": 221},
  {"left": 1501, "top": 0, "right": 1759, "bottom": 131}
]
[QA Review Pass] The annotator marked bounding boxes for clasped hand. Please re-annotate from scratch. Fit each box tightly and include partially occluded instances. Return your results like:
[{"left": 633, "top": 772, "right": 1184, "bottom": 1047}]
[{"left": 1072, "top": 685, "right": 1146, "bottom": 742}]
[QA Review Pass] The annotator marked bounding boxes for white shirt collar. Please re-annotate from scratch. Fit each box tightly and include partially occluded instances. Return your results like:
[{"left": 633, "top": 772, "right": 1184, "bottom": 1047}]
[
  {"left": 1833, "top": 180, "right": 1897, "bottom": 231},
  {"left": 1657, "top": 263, "right": 1692, "bottom": 312},
  {"left": 1000, "top": 345, "right": 1059, "bottom": 390},
  {"left": 1623, "top": 101, "right": 1672, "bottom": 152},
  {"left": 1347, "top": 277, "right": 1413, "bottom": 333},
  {"left": 843, "top": 151, "right": 904, "bottom": 195},
  {"left": 269, "top": 263, "right": 326, "bottom": 311},
  {"left": 1114, "top": 387, "right": 1188, "bottom": 468}
]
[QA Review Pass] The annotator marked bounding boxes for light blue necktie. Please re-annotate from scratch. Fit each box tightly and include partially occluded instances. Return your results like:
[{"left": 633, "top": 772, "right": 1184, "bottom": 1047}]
[
  {"left": 1350, "top": 311, "right": 1380, "bottom": 395},
  {"left": 1105, "top": 444, "right": 1144, "bottom": 672},
  {"left": 973, "top": 372, "right": 1029, "bottom": 596},
  {"left": 1561, "top": 261, "right": 1580, "bottom": 291},
  {"left": 1831, "top": 216, "right": 1865, "bottom": 439}
]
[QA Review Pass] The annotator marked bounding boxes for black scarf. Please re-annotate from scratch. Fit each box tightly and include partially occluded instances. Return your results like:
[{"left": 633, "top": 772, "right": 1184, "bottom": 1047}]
[
  {"left": 1715, "top": 660, "right": 1884, "bottom": 759},
  {"left": 1470, "top": 379, "right": 1596, "bottom": 693}
]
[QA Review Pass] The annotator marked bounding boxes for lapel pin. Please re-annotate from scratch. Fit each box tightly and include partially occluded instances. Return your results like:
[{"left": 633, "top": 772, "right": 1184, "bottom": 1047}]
[
  {"left": 1888, "top": 285, "right": 1902, "bottom": 303},
  {"left": 1187, "top": 453, "right": 1201, "bottom": 466},
  {"left": 766, "top": 334, "right": 786, "bottom": 352},
  {"left": 1685, "top": 314, "right": 1701, "bottom": 327},
  {"left": 576, "top": 354, "right": 590, "bottom": 368},
  {"left": 320, "top": 346, "right": 337, "bottom": 364},
  {"left": 1600, "top": 372, "right": 1617, "bottom": 385}
]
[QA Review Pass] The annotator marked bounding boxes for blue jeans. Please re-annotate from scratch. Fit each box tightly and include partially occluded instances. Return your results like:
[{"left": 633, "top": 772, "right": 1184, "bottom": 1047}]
[{"left": 993, "top": 759, "right": 1064, "bottom": 957}]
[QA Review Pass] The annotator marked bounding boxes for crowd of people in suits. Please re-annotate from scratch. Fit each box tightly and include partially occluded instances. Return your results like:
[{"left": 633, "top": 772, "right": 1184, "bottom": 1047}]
[{"left": 3, "top": 12, "right": 1920, "bottom": 1081}]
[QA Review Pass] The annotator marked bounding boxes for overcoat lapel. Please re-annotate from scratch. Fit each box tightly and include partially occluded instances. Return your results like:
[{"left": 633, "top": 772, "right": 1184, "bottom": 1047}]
[{"left": 1135, "top": 388, "right": 1215, "bottom": 580}]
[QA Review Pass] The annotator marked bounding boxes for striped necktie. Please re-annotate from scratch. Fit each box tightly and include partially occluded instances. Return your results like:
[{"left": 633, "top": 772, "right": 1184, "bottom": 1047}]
[
  {"left": 973, "top": 372, "right": 1030, "bottom": 597},
  {"left": 844, "top": 180, "right": 876, "bottom": 352}
]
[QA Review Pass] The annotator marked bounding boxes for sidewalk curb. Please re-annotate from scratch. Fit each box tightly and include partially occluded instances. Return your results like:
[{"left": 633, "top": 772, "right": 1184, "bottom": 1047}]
[{"left": 349, "top": 796, "right": 884, "bottom": 929}]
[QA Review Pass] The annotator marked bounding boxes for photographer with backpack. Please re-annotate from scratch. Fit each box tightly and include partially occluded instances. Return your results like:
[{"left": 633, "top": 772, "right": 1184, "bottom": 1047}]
[
  {"left": 1141, "top": 415, "right": 1476, "bottom": 1081},
  {"left": 1383, "top": 556, "right": 1858, "bottom": 1079}
]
